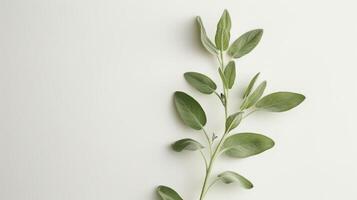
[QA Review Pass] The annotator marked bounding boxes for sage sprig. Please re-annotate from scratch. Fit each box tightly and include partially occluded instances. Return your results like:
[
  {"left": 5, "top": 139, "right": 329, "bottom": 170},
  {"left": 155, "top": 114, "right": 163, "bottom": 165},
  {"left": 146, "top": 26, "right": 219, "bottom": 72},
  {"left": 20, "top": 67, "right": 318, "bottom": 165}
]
[{"left": 157, "top": 9, "right": 305, "bottom": 200}]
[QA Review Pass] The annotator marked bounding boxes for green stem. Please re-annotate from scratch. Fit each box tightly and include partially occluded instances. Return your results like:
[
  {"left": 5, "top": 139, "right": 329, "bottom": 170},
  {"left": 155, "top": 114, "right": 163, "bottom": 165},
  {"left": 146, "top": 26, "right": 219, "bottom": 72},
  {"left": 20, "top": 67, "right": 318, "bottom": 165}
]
[
  {"left": 199, "top": 129, "right": 230, "bottom": 200},
  {"left": 199, "top": 150, "right": 208, "bottom": 170},
  {"left": 202, "top": 127, "right": 213, "bottom": 156},
  {"left": 219, "top": 50, "right": 225, "bottom": 70},
  {"left": 199, "top": 50, "right": 229, "bottom": 200}
]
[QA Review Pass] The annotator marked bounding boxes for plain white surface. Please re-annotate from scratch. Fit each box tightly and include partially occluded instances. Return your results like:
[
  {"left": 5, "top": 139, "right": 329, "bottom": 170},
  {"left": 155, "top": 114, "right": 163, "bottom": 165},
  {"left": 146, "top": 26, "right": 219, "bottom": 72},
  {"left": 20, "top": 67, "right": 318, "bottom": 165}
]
[{"left": 1, "top": 0, "right": 357, "bottom": 199}]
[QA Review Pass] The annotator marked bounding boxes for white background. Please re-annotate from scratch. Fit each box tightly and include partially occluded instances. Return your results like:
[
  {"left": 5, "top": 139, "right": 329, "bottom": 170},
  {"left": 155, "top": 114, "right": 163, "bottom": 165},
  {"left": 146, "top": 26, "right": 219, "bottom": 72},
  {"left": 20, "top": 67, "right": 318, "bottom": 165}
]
[{"left": 1, "top": 0, "right": 357, "bottom": 199}]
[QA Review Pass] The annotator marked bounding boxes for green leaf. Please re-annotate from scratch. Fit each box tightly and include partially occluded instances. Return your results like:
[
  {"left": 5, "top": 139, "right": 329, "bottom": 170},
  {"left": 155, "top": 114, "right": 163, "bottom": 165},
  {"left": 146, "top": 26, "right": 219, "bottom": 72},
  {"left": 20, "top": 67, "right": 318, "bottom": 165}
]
[
  {"left": 196, "top": 16, "right": 218, "bottom": 55},
  {"left": 256, "top": 92, "right": 305, "bottom": 112},
  {"left": 225, "top": 112, "right": 243, "bottom": 133},
  {"left": 228, "top": 29, "right": 263, "bottom": 58},
  {"left": 218, "top": 68, "right": 228, "bottom": 88},
  {"left": 184, "top": 72, "right": 217, "bottom": 94},
  {"left": 221, "top": 133, "right": 275, "bottom": 158},
  {"left": 157, "top": 185, "right": 183, "bottom": 200},
  {"left": 172, "top": 138, "right": 204, "bottom": 152},
  {"left": 243, "top": 72, "right": 260, "bottom": 98},
  {"left": 215, "top": 9, "right": 231, "bottom": 50},
  {"left": 217, "top": 171, "right": 253, "bottom": 189},
  {"left": 240, "top": 81, "right": 267, "bottom": 110},
  {"left": 224, "top": 61, "right": 236, "bottom": 89},
  {"left": 174, "top": 91, "right": 207, "bottom": 130}
]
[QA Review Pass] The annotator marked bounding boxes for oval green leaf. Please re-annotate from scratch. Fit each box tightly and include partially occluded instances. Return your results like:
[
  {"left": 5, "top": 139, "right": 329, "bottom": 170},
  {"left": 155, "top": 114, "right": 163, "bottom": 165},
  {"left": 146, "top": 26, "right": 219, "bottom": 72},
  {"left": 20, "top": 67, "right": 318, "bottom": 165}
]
[
  {"left": 215, "top": 9, "right": 231, "bottom": 50},
  {"left": 221, "top": 133, "right": 275, "bottom": 158},
  {"left": 218, "top": 68, "right": 228, "bottom": 88},
  {"left": 228, "top": 29, "right": 263, "bottom": 58},
  {"left": 172, "top": 138, "right": 204, "bottom": 152},
  {"left": 240, "top": 81, "right": 267, "bottom": 110},
  {"left": 184, "top": 72, "right": 217, "bottom": 94},
  {"left": 224, "top": 61, "right": 236, "bottom": 89},
  {"left": 217, "top": 171, "right": 253, "bottom": 189},
  {"left": 157, "top": 185, "right": 183, "bottom": 200},
  {"left": 243, "top": 72, "right": 260, "bottom": 98},
  {"left": 225, "top": 112, "right": 243, "bottom": 133},
  {"left": 174, "top": 91, "right": 207, "bottom": 130},
  {"left": 196, "top": 16, "right": 218, "bottom": 55},
  {"left": 256, "top": 92, "right": 305, "bottom": 112}
]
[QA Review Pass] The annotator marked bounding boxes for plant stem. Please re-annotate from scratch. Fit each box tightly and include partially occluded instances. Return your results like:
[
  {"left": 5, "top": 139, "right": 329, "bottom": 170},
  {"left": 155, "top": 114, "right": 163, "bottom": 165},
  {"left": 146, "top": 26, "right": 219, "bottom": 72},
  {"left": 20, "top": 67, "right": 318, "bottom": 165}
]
[
  {"left": 219, "top": 51, "right": 228, "bottom": 119},
  {"left": 199, "top": 131, "right": 229, "bottom": 200},
  {"left": 199, "top": 50, "right": 230, "bottom": 200},
  {"left": 199, "top": 150, "right": 208, "bottom": 170},
  {"left": 202, "top": 127, "right": 213, "bottom": 156}
]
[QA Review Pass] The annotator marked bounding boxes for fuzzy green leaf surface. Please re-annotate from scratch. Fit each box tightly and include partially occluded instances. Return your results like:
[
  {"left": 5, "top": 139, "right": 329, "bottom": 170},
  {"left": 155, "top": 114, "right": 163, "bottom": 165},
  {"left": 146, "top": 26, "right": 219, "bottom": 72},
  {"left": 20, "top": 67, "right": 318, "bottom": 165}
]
[
  {"left": 225, "top": 112, "right": 243, "bottom": 133},
  {"left": 184, "top": 72, "right": 217, "bottom": 94},
  {"left": 196, "top": 16, "right": 218, "bottom": 55},
  {"left": 224, "top": 61, "right": 236, "bottom": 89},
  {"left": 218, "top": 68, "right": 228, "bottom": 88},
  {"left": 221, "top": 133, "right": 275, "bottom": 158},
  {"left": 172, "top": 138, "right": 204, "bottom": 152},
  {"left": 217, "top": 171, "right": 253, "bottom": 189},
  {"left": 256, "top": 92, "right": 305, "bottom": 112},
  {"left": 228, "top": 29, "right": 263, "bottom": 58},
  {"left": 215, "top": 10, "right": 231, "bottom": 50},
  {"left": 157, "top": 185, "right": 183, "bottom": 200},
  {"left": 174, "top": 91, "right": 207, "bottom": 130},
  {"left": 243, "top": 72, "right": 260, "bottom": 98},
  {"left": 240, "top": 81, "right": 267, "bottom": 110}
]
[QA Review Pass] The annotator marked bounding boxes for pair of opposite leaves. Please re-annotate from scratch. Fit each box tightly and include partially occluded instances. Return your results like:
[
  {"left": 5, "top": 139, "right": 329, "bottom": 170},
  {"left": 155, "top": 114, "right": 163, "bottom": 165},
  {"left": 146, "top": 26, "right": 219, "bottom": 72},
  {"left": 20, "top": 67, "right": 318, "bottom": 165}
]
[
  {"left": 175, "top": 66, "right": 305, "bottom": 132},
  {"left": 173, "top": 74, "right": 305, "bottom": 157},
  {"left": 197, "top": 10, "right": 263, "bottom": 58}
]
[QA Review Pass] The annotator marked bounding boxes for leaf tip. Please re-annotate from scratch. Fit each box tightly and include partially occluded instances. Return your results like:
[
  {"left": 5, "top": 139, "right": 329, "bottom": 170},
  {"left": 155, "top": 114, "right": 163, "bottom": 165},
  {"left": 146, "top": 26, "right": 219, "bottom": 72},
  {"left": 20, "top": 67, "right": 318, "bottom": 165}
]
[
  {"left": 301, "top": 94, "right": 306, "bottom": 100},
  {"left": 271, "top": 139, "right": 275, "bottom": 147},
  {"left": 173, "top": 91, "right": 182, "bottom": 96},
  {"left": 156, "top": 185, "right": 164, "bottom": 192},
  {"left": 247, "top": 183, "right": 254, "bottom": 189},
  {"left": 171, "top": 143, "right": 179, "bottom": 152}
]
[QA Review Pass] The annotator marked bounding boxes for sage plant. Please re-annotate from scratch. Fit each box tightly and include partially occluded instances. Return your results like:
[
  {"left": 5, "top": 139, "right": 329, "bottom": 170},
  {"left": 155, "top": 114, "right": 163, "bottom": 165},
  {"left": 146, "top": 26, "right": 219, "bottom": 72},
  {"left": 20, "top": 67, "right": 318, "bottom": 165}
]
[{"left": 157, "top": 10, "right": 305, "bottom": 200}]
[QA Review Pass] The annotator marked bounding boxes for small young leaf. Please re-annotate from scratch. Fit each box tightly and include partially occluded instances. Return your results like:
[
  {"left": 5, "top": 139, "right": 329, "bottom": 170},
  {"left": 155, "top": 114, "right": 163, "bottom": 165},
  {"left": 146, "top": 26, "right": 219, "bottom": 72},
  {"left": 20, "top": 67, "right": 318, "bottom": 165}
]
[
  {"left": 212, "top": 133, "right": 218, "bottom": 142},
  {"left": 221, "top": 133, "right": 275, "bottom": 158},
  {"left": 218, "top": 68, "right": 228, "bottom": 88},
  {"left": 256, "top": 92, "right": 305, "bottom": 112},
  {"left": 184, "top": 72, "right": 217, "bottom": 94},
  {"left": 215, "top": 9, "right": 231, "bottom": 50},
  {"left": 196, "top": 16, "right": 218, "bottom": 55},
  {"left": 243, "top": 72, "right": 260, "bottom": 98},
  {"left": 219, "top": 93, "right": 226, "bottom": 106},
  {"left": 157, "top": 185, "right": 183, "bottom": 200},
  {"left": 174, "top": 91, "right": 207, "bottom": 130},
  {"left": 224, "top": 61, "right": 236, "bottom": 89},
  {"left": 172, "top": 138, "right": 204, "bottom": 152},
  {"left": 228, "top": 29, "right": 263, "bottom": 58},
  {"left": 240, "top": 81, "right": 267, "bottom": 110},
  {"left": 225, "top": 112, "right": 243, "bottom": 133},
  {"left": 217, "top": 171, "right": 253, "bottom": 189}
]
